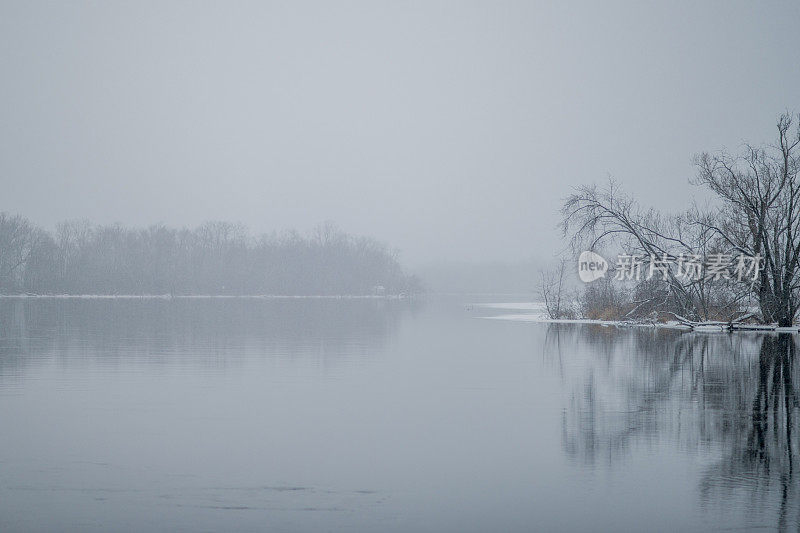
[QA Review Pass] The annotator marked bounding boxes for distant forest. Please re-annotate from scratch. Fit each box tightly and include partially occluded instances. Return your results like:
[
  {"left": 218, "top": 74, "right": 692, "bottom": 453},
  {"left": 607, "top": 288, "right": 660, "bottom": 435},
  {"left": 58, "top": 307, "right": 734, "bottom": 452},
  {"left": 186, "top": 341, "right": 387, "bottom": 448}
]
[{"left": 0, "top": 214, "right": 421, "bottom": 295}]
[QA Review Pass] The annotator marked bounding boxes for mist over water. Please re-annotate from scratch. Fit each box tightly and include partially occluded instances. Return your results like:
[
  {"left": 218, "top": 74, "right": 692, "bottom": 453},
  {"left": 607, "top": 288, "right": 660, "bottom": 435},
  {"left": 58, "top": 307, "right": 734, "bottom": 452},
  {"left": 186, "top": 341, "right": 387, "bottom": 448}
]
[
  {"left": 3, "top": 2, "right": 800, "bottom": 530},
  {"left": 1, "top": 298, "right": 798, "bottom": 531}
]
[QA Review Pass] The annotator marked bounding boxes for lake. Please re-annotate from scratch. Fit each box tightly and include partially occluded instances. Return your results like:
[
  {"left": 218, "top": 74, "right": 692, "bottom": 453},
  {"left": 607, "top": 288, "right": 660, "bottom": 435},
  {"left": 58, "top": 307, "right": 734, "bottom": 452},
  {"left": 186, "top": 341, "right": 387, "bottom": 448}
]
[{"left": 0, "top": 297, "right": 797, "bottom": 532}]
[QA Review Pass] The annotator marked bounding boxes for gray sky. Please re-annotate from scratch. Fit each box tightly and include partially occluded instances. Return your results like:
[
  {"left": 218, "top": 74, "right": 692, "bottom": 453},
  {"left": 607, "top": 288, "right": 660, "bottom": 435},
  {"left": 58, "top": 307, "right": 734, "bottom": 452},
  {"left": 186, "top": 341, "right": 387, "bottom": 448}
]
[{"left": 1, "top": 1, "right": 799, "bottom": 266}]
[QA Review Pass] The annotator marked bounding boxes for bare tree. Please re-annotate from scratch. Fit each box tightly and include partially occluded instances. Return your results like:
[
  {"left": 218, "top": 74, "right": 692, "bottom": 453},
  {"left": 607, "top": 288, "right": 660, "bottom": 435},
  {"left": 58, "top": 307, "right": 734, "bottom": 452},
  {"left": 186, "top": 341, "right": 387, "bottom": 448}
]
[
  {"left": 0, "top": 214, "right": 39, "bottom": 292},
  {"left": 694, "top": 113, "right": 800, "bottom": 326}
]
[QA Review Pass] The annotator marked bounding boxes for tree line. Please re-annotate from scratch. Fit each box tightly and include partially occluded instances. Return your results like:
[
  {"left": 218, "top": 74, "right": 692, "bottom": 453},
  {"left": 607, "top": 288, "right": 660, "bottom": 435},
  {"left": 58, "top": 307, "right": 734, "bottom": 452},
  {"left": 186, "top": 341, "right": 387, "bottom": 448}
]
[{"left": 0, "top": 217, "right": 421, "bottom": 296}]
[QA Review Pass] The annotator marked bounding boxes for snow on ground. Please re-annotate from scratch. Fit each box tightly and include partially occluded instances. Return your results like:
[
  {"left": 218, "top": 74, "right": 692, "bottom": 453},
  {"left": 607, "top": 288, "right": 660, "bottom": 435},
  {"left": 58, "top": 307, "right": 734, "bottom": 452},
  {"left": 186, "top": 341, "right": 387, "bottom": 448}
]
[
  {"left": 483, "top": 313, "right": 694, "bottom": 330},
  {"left": 475, "top": 302, "right": 689, "bottom": 330},
  {"left": 472, "top": 302, "right": 548, "bottom": 312},
  {"left": 474, "top": 302, "right": 799, "bottom": 333}
]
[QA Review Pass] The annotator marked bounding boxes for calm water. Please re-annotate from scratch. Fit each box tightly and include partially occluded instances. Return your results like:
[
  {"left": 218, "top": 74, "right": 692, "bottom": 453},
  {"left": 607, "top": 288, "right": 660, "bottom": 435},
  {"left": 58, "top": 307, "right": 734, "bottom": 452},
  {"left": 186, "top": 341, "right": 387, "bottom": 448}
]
[{"left": 0, "top": 298, "right": 798, "bottom": 532}]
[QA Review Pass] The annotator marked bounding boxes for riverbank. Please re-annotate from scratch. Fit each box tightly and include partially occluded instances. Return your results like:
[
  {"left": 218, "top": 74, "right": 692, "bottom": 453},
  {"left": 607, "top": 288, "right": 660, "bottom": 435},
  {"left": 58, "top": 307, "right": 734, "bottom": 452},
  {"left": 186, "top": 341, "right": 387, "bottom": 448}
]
[{"left": 473, "top": 302, "right": 800, "bottom": 333}]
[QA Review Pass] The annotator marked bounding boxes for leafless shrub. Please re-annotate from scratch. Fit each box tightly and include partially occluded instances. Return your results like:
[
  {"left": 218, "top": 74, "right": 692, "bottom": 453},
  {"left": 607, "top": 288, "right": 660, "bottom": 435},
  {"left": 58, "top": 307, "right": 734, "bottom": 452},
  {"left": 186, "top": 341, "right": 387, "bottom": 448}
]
[{"left": 539, "top": 258, "right": 577, "bottom": 319}]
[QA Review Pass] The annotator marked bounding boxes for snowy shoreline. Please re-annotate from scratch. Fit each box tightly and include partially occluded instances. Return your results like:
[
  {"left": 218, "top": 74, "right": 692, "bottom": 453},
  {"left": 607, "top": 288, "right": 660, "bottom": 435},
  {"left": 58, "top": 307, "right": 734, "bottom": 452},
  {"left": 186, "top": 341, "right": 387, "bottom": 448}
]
[{"left": 473, "top": 302, "right": 800, "bottom": 333}]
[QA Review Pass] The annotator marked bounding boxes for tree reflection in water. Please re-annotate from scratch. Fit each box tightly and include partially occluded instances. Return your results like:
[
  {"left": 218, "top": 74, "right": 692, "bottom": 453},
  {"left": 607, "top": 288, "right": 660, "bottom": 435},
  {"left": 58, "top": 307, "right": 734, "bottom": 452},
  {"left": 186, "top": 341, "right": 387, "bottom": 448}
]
[
  {"left": 0, "top": 297, "right": 417, "bottom": 376},
  {"left": 550, "top": 324, "right": 800, "bottom": 529}
]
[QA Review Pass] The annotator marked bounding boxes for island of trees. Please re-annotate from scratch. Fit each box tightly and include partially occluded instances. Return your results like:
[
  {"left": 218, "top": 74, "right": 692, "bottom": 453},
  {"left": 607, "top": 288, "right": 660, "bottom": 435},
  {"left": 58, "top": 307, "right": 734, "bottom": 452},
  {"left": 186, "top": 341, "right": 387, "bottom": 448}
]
[
  {"left": 554, "top": 111, "right": 800, "bottom": 327},
  {"left": 0, "top": 218, "right": 421, "bottom": 296}
]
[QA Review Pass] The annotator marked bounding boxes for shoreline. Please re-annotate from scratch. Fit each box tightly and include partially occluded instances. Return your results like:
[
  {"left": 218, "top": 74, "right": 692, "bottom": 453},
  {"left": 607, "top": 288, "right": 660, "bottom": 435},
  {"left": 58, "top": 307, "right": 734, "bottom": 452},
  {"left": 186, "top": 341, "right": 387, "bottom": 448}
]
[{"left": 473, "top": 302, "right": 800, "bottom": 333}]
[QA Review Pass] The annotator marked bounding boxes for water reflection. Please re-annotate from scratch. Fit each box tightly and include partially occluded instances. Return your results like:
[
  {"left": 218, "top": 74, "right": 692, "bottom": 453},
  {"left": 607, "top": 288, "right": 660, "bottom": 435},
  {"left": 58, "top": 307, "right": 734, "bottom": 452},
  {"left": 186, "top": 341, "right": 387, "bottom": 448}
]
[
  {"left": 553, "top": 324, "right": 800, "bottom": 530},
  {"left": 0, "top": 298, "right": 419, "bottom": 376},
  {"left": 0, "top": 298, "right": 424, "bottom": 533}
]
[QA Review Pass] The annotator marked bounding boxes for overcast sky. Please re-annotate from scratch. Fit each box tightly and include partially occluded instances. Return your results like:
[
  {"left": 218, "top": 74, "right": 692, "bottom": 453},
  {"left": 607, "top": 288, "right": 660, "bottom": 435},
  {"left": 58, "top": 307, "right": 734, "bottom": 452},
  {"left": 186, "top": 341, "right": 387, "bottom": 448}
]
[{"left": 1, "top": 1, "right": 799, "bottom": 266}]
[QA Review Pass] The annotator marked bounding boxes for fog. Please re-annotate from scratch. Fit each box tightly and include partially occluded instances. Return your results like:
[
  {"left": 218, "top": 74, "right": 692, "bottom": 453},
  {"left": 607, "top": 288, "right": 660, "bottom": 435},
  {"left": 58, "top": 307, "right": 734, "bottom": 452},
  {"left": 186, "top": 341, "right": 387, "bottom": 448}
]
[
  {"left": 4, "top": 4, "right": 800, "bottom": 529},
  {"left": 2, "top": 1, "right": 799, "bottom": 272}
]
